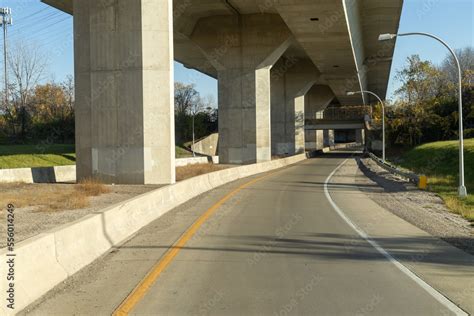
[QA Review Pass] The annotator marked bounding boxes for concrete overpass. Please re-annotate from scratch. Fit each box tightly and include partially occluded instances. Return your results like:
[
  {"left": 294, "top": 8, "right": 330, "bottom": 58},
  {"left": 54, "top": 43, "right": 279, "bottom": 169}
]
[{"left": 42, "top": 0, "right": 403, "bottom": 184}]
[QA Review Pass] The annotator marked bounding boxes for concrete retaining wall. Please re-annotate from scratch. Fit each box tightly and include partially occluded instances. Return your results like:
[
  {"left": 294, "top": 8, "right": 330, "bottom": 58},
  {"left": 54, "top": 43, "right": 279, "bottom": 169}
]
[
  {"left": 0, "top": 153, "right": 308, "bottom": 314},
  {"left": 191, "top": 133, "right": 218, "bottom": 156}
]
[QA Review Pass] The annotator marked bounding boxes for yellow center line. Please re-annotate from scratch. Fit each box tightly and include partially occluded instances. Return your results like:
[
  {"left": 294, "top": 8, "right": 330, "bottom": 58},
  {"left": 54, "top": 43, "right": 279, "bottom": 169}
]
[{"left": 112, "top": 170, "right": 280, "bottom": 316}]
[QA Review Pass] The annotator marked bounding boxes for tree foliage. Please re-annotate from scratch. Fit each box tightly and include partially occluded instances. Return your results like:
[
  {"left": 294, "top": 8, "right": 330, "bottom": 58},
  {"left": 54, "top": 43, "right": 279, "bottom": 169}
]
[{"left": 386, "top": 48, "right": 474, "bottom": 147}]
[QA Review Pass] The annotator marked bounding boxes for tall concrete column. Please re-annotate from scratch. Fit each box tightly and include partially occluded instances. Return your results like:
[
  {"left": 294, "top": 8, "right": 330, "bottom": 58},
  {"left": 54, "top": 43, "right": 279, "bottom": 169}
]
[
  {"left": 324, "top": 130, "right": 335, "bottom": 147},
  {"left": 271, "top": 58, "right": 320, "bottom": 156},
  {"left": 356, "top": 129, "right": 365, "bottom": 144},
  {"left": 74, "top": 0, "right": 175, "bottom": 184},
  {"left": 304, "top": 85, "right": 335, "bottom": 151},
  {"left": 191, "top": 15, "right": 292, "bottom": 164},
  {"left": 305, "top": 130, "right": 326, "bottom": 151}
]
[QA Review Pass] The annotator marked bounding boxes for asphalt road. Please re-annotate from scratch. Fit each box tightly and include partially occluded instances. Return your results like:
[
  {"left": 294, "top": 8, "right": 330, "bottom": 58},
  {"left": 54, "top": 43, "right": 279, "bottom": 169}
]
[{"left": 23, "top": 154, "right": 464, "bottom": 315}]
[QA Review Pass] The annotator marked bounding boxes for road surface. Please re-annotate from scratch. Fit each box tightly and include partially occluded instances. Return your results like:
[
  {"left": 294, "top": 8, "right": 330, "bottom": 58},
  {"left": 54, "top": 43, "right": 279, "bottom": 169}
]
[{"left": 23, "top": 153, "right": 469, "bottom": 315}]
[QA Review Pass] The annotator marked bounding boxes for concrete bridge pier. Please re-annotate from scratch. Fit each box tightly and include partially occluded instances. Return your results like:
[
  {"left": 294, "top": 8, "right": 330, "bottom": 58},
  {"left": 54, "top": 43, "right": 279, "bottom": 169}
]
[
  {"left": 191, "top": 14, "right": 292, "bottom": 164},
  {"left": 305, "top": 85, "right": 335, "bottom": 151},
  {"left": 356, "top": 129, "right": 365, "bottom": 145},
  {"left": 324, "top": 130, "right": 335, "bottom": 147},
  {"left": 271, "top": 58, "right": 319, "bottom": 156},
  {"left": 73, "top": 0, "right": 175, "bottom": 184}
]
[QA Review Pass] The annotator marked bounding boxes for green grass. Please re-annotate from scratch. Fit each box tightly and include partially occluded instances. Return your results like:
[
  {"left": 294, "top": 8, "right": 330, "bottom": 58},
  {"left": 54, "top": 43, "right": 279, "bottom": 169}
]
[
  {"left": 394, "top": 139, "right": 474, "bottom": 221},
  {"left": 0, "top": 144, "right": 194, "bottom": 169},
  {"left": 0, "top": 144, "right": 76, "bottom": 169},
  {"left": 175, "top": 145, "right": 193, "bottom": 158}
]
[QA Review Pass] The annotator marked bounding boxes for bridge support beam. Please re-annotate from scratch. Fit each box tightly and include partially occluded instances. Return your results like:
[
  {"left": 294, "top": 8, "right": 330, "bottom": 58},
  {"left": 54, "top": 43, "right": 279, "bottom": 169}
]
[
  {"left": 271, "top": 58, "right": 320, "bottom": 156},
  {"left": 191, "top": 15, "right": 291, "bottom": 164},
  {"left": 73, "top": 0, "right": 175, "bottom": 184}
]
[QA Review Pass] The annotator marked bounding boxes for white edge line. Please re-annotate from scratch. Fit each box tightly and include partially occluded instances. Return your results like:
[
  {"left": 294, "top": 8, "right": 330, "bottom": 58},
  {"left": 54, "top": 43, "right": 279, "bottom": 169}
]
[{"left": 324, "top": 159, "right": 468, "bottom": 316}]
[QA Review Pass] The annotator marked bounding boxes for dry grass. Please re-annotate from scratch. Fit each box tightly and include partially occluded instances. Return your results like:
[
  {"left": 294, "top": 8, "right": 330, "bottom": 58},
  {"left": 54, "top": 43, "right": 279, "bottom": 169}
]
[
  {"left": 444, "top": 196, "right": 474, "bottom": 222},
  {"left": 77, "top": 177, "right": 111, "bottom": 196},
  {"left": 0, "top": 178, "right": 111, "bottom": 213},
  {"left": 176, "top": 163, "right": 230, "bottom": 181}
]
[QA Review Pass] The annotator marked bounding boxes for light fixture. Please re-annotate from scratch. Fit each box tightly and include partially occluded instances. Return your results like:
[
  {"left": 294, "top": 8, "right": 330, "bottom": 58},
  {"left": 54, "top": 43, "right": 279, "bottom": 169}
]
[{"left": 378, "top": 33, "right": 397, "bottom": 41}]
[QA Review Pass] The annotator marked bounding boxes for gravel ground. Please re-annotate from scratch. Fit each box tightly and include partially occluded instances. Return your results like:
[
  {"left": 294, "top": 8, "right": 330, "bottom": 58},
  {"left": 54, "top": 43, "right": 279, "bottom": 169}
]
[
  {"left": 0, "top": 184, "right": 160, "bottom": 248},
  {"left": 356, "top": 157, "right": 473, "bottom": 255}
]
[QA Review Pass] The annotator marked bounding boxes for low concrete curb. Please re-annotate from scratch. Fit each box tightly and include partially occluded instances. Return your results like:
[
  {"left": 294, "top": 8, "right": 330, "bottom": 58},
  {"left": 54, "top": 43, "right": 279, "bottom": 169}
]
[{"left": 0, "top": 153, "right": 308, "bottom": 315}]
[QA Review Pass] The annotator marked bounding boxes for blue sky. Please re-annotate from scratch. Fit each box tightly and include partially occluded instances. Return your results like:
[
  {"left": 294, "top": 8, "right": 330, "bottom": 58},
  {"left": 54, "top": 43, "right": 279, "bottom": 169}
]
[{"left": 2, "top": 0, "right": 472, "bottom": 102}]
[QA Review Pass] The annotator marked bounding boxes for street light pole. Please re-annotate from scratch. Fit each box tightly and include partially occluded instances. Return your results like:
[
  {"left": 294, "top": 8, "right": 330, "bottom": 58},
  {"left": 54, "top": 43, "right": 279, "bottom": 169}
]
[
  {"left": 192, "top": 104, "right": 196, "bottom": 157},
  {"left": 379, "top": 32, "right": 467, "bottom": 197},
  {"left": 347, "top": 90, "right": 386, "bottom": 162},
  {"left": 0, "top": 8, "right": 12, "bottom": 108}
]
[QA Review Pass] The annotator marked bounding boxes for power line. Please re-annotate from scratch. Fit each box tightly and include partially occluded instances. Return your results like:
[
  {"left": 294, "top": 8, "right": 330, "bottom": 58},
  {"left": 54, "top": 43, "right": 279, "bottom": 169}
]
[
  {"left": 8, "top": 11, "right": 64, "bottom": 37},
  {"left": 10, "top": 16, "right": 71, "bottom": 43},
  {"left": 16, "top": 7, "right": 50, "bottom": 21}
]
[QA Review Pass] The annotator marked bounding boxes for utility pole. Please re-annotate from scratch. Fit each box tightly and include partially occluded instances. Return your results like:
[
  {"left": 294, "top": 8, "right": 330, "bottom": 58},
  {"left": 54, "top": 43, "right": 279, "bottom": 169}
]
[{"left": 0, "top": 8, "right": 12, "bottom": 108}]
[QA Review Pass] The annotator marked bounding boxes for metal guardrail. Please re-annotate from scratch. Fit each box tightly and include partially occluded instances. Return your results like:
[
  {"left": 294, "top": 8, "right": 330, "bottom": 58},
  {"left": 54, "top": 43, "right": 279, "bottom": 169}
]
[{"left": 368, "top": 152, "right": 426, "bottom": 188}]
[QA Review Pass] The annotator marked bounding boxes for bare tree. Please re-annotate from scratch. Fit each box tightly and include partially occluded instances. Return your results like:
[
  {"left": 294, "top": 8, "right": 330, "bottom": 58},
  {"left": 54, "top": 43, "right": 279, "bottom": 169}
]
[
  {"left": 441, "top": 47, "right": 474, "bottom": 84},
  {"left": 61, "top": 74, "right": 75, "bottom": 119},
  {"left": 198, "top": 94, "right": 217, "bottom": 112},
  {"left": 174, "top": 82, "right": 199, "bottom": 116},
  {"left": 3, "top": 41, "right": 49, "bottom": 139}
]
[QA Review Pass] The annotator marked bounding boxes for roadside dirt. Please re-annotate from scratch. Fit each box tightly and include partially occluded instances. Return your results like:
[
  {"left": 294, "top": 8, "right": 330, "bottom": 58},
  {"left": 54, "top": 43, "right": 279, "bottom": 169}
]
[
  {"left": 356, "top": 157, "right": 474, "bottom": 255},
  {"left": 176, "top": 163, "right": 232, "bottom": 181},
  {"left": 0, "top": 163, "right": 234, "bottom": 248},
  {"left": 0, "top": 183, "right": 160, "bottom": 248}
]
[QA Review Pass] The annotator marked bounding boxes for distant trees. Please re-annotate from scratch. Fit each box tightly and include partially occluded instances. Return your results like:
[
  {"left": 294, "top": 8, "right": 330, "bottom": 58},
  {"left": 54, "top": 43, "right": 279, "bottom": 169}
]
[
  {"left": 0, "top": 42, "right": 219, "bottom": 146},
  {"left": 0, "top": 42, "right": 76, "bottom": 144},
  {"left": 0, "top": 42, "right": 49, "bottom": 142},
  {"left": 385, "top": 47, "right": 474, "bottom": 147},
  {"left": 174, "top": 82, "right": 218, "bottom": 145}
]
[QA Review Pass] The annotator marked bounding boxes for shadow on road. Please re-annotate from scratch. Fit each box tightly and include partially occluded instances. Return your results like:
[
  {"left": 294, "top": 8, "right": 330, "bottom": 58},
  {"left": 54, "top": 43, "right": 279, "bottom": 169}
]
[{"left": 116, "top": 232, "right": 474, "bottom": 268}]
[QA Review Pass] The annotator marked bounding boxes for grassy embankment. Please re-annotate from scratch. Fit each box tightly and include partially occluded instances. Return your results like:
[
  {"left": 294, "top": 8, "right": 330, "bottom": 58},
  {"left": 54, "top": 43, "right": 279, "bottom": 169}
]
[
  {"left": 395, "top": 139, "right": 473, "bottom": 221},
  {"left": 0, "top": 144, "right": 194, "bottom": 169}
]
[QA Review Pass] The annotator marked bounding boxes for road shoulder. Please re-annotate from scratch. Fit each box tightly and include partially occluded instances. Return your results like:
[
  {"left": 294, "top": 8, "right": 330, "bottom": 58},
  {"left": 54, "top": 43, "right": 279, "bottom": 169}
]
[{"left": 329, "top": 158, "right": 474, "bottom": 314}]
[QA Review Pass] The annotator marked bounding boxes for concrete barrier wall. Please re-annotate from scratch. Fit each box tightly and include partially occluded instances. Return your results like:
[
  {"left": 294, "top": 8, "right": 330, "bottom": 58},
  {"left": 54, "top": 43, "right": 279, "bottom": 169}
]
[
  {"left": 0, "top": 165, "right": 76, "bottom": 183},
  {"left": 175, "top": 156, "right": 220, "bottom": 167},
  {"left": 0, "top": 158, "right": 220, "bottom": 184},
  {"left": 0, "top": 153, "right": 308, "bottom": 314}
]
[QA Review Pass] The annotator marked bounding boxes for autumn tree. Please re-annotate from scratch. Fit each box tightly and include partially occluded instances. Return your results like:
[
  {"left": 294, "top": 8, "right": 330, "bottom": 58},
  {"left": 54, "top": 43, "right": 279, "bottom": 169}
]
[
  {"left": 1, "top": 42, "right": 49, "bottom": 141},
  {"left": 387, "top": 48, "right": 474, "bottom": 147}
]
